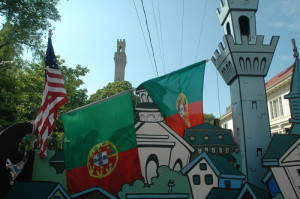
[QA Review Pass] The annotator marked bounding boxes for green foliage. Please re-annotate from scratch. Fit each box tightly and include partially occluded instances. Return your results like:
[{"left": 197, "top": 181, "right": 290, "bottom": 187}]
[
  {"left": 0, "top": 23, "right": 19, "bottom": 62},
  {"left": 89, "top": 81, "right": 139, "bottom": 122},
  {"left": 118, "top": 166, "right": 192, "bottom": 199},
  {"left": 19, "top": 134, "right": 37, "bottom": 152},
  {"left": 0, "top": 56, "right": 89, "bottom": 132},
  {"left": 52, "top": 131, "right": 64, "bottom": 149},
  {"left": 0, "top": 0, "right": 61, "bottom": 59},
  {"left": 89, "top": 81, "right": 134, "bottom": 102},
  {"left": 203, "top": 113, "right": 217, "bottom": 124}
]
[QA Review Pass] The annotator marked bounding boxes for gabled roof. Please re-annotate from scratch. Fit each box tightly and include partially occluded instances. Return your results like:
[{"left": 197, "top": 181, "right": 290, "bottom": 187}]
[
  {"left": 181, "top": 152, "right": 244, "bottom": 179},
  {"left": 135, "top": 121, "right": 195, "bottom": 153},
  {"left": 187, "top": 123, "right": 223, "bottom": 130},
  {"left": 262, "top": 134, "right": 300, "bottom": 166},
  {"left": 265, "top": 65, "right": 293, "bottom": 89},
  {"left": 70, "top": 186, "right": 117, "bottom": 199},
  {"left": 206, "top": 187, "right": 240, "bottom": 199},
  {"left": 184, "top": 123, "right": 237, "bottom": 146},
  {"left": 125, "top": 193, "right": 189, "bottom": 199},
  {"left": 4, "top": 181, "right": 69, "bottom": 199},
  {"left": 237, "top": 183, "right": 272, "bottom": 199},
  {"left": 49, "top": 150, "right": 64, "bottom": 163}
]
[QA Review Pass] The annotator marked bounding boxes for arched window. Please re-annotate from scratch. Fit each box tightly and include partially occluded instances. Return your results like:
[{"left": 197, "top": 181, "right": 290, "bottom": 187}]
[
  {"left": 239, "top": 16, "right": 250, "bottom": 38},
  {"left": 173, "top": 159, "right": 183, "bottom": 172},
  {"left": 145, "top": 154, "right": 159, "bottom": 184}
]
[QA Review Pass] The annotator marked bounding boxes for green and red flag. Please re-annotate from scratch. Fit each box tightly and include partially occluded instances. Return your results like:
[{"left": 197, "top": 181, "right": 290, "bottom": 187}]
[
  {"left": 61, "top": 91, "right": 142, "bottom": 196},
  {"left": 142, "top": 60, "right": 206, "bottom": 137}
]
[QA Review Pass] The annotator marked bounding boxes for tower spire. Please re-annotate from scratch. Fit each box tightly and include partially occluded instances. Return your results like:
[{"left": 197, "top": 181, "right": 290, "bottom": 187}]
[{"left": 285, "top": 39, "right": 300, "bottom": 134}]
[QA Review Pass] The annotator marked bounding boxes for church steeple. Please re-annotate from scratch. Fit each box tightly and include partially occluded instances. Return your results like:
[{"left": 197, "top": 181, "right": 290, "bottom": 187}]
[
  {"left": 114, "top": 39, "right": 127, "bottom": 82},
  {"left": 285, "top": 39, "right": 300, "bottom": 134}
]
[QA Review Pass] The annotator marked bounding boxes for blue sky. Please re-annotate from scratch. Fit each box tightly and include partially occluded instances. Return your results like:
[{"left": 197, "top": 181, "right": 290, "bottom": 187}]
[{"left": 39, "top": 0, "right": 300, "bottom": 118}]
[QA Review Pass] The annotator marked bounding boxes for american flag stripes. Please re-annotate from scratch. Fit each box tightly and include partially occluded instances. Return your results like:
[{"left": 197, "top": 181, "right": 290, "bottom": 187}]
[{"left": 34, "top": 37, "right": 68, "bottom": 159}]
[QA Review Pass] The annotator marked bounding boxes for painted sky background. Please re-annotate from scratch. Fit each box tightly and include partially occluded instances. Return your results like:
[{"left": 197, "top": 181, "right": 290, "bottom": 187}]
[{"left": 25, "top": 0, "right": 300, "bottom": 118}]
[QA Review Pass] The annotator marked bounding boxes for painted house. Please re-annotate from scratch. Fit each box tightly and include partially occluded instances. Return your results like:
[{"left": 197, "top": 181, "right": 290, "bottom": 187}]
[
  {"left": 220, "top": 64, "right": 293, "bottom": 135},
  {"left": 125, "top": 193, "right": 189, "bottom": 199},
  {"left": 135, "top": 86, "right": 194, "bottom": 184},
  {"left": 4, "top": 181, "right": 70, "bottom": 199},
  {"left": 206, "top": 183, "right": 271, "bottom": 199},
  {"left": 70, "top": 186, "right": 117, "bottom": 199},
  {"left": 181, "top": 152, "right": 245, "bottom": 199},
  {"left": 262, "top": 171, "right": 281, "bottom": 198},
  {"left": 183, "top": 123, "right": 237, "bottom": 161},
  {"left": 262, "top": 134, "right": 300, "bottom": 198}
]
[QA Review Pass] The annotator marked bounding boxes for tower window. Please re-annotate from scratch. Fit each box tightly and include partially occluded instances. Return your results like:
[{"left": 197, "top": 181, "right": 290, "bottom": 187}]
[
  {"left": 226, "top": 22, "right": 231, "bottom": 35},
  {"left": 239, "top": 16, "right": 250, "bottom": 38},
  {"left": 257, "top": 148, "right": 263, "bottom": 157}
]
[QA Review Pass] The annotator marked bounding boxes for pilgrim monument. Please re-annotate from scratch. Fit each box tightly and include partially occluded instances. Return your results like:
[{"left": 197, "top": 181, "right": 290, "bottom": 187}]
[{"left": 114, "top": 39, "right": 127, "bottom": 82}]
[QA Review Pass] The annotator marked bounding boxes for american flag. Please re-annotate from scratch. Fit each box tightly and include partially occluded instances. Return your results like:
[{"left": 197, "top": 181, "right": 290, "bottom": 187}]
[{"left": 34, "top": 37, "right": 68, "bottom": 159}]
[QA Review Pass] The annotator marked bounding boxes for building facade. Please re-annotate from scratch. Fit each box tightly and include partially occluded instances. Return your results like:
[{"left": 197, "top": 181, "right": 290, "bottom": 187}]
[
  {"left": 134, "top": 85, "right": 194, "bottom": 184},
  {"left": 220, "top": 65, "right": 293, "bottom": 135},
  {"left": 182, "top": 152, "right": 245, "bottom": 199},
  {"left": 183, "top": 123, "right": 237, "bottom": 161}
]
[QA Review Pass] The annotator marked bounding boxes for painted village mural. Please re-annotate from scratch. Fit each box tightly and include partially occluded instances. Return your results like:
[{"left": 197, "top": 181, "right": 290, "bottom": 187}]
[{"left": 1, "top": 0, "right": 300, "bottom": 198}]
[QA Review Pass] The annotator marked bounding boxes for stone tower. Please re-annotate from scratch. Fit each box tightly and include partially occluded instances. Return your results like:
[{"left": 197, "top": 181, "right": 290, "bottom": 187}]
[
  {"left": 211, "top": 0, "right": 279, "bottom": 189},
  {"left": 114, "top": 39, "right": 127, "bottom": 82}
]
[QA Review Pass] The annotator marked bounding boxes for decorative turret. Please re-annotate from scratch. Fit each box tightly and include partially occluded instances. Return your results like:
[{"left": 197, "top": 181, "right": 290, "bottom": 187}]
[
  {"left": 285, "top": 39, "right": 300, "bottom": 134},
  {"left": 212, "top": 0, "right": 279, "bottom": 189},
  {"left": 212, "top": 35, "right": 279, "bottom": 85},
  {"left": 114, "top": 39, "right": 127, "bottom": 82},
  {"left": 216, "top": 0, "right": 258, "bottom": 44},
  {"left": 135, "top": 85, "right": 163, "bottom": 123}
]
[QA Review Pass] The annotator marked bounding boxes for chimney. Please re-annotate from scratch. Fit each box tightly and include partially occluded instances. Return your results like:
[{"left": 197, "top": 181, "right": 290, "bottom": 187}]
[
  {"left": 214, "top": 119, "right": 220, "bottom": 126},
  {"left": 168, "top": 180, "right": 175, "bottom": 194}
]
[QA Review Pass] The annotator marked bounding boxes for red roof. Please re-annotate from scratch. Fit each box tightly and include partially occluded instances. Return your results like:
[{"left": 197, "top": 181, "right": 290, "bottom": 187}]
[{"left": 265, "top": 64, "right": 294, "bottom": 89}]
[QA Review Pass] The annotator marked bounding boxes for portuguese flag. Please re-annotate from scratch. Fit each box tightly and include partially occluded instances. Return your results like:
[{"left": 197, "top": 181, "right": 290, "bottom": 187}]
[
  {"left": 142, "top": 60, "right": 206, "bottom": 137},
  {"left": 61, "top": 91, "right": 142, "bottom": 196}
]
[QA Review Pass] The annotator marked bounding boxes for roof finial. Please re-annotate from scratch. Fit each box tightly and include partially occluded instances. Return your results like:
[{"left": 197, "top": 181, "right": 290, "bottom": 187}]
[
  {"left": 49, "top": 29, "right": 53, "bottom": 38},
  {"left": 292, "top": 39, "right": 299, "bottom": 58}
]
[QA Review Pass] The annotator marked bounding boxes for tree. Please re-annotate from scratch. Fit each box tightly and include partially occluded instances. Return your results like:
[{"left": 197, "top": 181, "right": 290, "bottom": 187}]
[
  {"left": 118, "top": 166, "right": 192, "bottom": 199},
  {"left": 203, "top": 113, "right": 217, "bottom": 124},
  {"left": 0, "top": 0, "right": 61, "bottom": 60},
  {"left": 89, "top": 81, "right": 139, "bottom": 122},
  {"left": 0, "top": 56, "right": 89, "bottom": 132},
  {"left": 89, "top": 81, "right": 135, "bottom": 103}
]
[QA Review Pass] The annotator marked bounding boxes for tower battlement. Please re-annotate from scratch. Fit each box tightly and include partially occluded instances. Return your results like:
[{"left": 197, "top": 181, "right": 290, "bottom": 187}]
[
  {"left": 211, "top": 35, "right": 279, "bottom": 85},
  {"left": 117, "top": 39, "right": 126, "bottom": 47},
  {"left": 216, "top": 0, "right": 258, "bottom": 25}
]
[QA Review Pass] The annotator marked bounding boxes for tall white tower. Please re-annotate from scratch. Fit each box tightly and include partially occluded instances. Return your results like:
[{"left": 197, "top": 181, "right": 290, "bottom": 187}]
[
  {"left": 212, "top": 0, "right": 279, "bottom": 189},
  {"left": 114, "top": 39, "right": 127, "bottom": 82}
]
